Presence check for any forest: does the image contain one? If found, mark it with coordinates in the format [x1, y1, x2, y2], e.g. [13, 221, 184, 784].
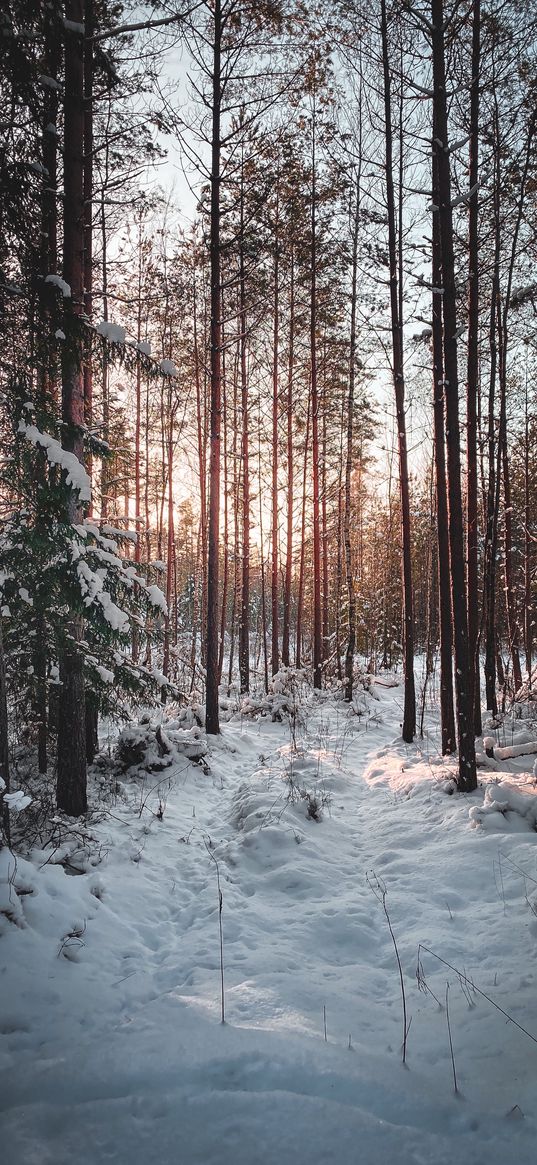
[2, 0, 537, 807]
[2, 2, 537, 1164]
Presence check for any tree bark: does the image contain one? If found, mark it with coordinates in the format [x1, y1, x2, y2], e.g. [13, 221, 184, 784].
[344, 173, 360, 701]
[271, 199, 280, 676]
[205, 0, 222, 734]
[57, 0, 88, 817]
[466, 0, 481, 735]
[380, 0, 415, 741]
[0, 618, 10, 846]
[282, 248, 294, 669]
[432, 109, 456, 754]
[310, 97, 322, 689]
[238, 201, 250, 692]
[431, 0, 477, 791]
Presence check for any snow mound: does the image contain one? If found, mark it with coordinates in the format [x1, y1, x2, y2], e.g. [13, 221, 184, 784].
[116, 717, 207, 771]
[96, 320, 126, 344]
[0, 849, 36, 932]
[469, 779, 537, 832]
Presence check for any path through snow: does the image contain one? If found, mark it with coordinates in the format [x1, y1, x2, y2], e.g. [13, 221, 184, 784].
[2, 682, 537, 1163]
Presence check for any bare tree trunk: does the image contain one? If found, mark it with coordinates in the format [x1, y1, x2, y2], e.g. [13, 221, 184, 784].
[344, 172, 360, 701]
[218, 308, 228, 684]
[57, 0, 87, 816]
[0, 619, 10, 847]
[35, 2, 61, 775]
[227, 342, 239, 691]
[321, 375, 329, 669]
[431, 0, 477, 791]
[163, 399, 175, 680]
[432, 109, 455, 755]
[524, 370, 532, 687]
[258, 408, 269, 693]
[205, 0, 222, 733]
[193, 268, 208, 667]
[132, 223, 143, 662]
[271, 204, 280, 676]
[500, 411, 522, 692]
[99, 185, 109, 518]
[466, 0, 481, 735]
[296, 393, 311, 671]
[497, 111, 536, 695]
[238, 210, 250, 692]
[282, 249, 294, 669]
[483, 110, 501, 715]
[310, 91, 322, 689]
[83, 0, 94, 514]
[380, 0, 415, 741]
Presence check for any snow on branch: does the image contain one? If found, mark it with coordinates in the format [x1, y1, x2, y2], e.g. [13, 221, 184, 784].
[18, 419, 91, 502]
[44, 274, 71, 297]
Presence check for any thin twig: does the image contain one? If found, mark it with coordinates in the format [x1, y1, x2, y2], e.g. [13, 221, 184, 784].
[368, 872, 410, 1064]
[418, 943, 537, 1046]
[204, 840, 225, 1024]
[445, 982, 458, 1094]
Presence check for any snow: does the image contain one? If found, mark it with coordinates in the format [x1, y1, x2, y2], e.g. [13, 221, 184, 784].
[3, 791, 32, 813]
[160, 358, 177, 376]
[76, 559, 130, 633]
[62, 18, 85, 33]
[96, 320, 127, 344]
[145, 583, 168, 614]
[39, 74, 62, 90]
[44, 273, 71, 297]
[3, 683, 537, 1164]
[18, 419, 91, 502]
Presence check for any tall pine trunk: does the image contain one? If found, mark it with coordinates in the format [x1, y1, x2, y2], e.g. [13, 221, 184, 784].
[432, 125, 456, 755]
[205, 0, 222, 733]
[310, 98, 322, 689]
[431, 0, 477, 791]
[57, 0, 88, 817]
[238, 207, 250, 693]
[466, 0, 481, 735]
[282, 249, 294, 669]
[271, 207, 280, 677]
[344, 174, 360, 702]
[380, 0, 415, 741]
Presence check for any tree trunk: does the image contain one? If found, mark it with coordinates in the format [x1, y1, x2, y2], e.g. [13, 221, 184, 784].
[296, 393, 311, 671]
[83, 0, 94, 513]
[238, 210, 250, 693]
[432, 109, 456, 755]
[466, 0, 481, 735]
[205, 0, 222, 734]
[344, 173, 360, 702]
[380, 0, 415, 742]
[193, 268, 208, 668]
[271, 208, 280, 677]
[524, 372, 532, 686]
[0, 618, 10, 846]
[163, 400, 174, 679]
[218, 308, 228, 684]
[310, 98, 322, 689]
[57, 0, 88, 818]
[431, 0, 477, 791]
[321, 375, 329, 669]
[483, 110, 501, 715]
[282, 248, 294, 669]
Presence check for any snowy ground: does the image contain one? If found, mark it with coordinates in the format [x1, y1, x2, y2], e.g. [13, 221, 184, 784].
[3, 678, 537, 1164]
